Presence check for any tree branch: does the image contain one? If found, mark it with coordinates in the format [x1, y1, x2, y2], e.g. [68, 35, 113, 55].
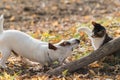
[46, 37, 120, 76]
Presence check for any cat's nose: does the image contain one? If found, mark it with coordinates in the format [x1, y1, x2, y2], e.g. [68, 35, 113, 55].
[91, 34, 96, 38]
[91, 33, 96, 38]
[75, 39, 80, 43]
[91, 35, 95, 38]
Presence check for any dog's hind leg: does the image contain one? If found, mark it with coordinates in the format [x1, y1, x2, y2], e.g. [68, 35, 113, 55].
[0, 49, 11, 68]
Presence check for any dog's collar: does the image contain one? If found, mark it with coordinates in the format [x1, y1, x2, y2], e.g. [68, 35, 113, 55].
[47, 52, 53, 62]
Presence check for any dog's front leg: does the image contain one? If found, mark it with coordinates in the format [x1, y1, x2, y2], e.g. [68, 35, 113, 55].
[0, 49, 11, 68]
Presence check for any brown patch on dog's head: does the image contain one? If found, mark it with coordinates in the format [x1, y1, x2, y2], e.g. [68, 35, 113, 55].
[59, 41, 71, 46]
[48, 43, 57, 50]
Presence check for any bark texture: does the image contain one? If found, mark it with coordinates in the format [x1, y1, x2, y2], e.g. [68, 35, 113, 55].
[46, 37, 120, 76]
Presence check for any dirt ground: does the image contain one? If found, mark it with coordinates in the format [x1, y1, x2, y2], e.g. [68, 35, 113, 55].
[0, 0, 120, 79]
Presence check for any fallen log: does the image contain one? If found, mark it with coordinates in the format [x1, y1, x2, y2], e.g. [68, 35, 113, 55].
[46, 37, 120, 76]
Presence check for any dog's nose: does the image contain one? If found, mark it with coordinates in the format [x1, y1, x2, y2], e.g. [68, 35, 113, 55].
[75, 39, 80, 43]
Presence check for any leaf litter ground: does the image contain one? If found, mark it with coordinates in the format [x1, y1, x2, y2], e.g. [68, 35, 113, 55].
[0, 0, 120, 79]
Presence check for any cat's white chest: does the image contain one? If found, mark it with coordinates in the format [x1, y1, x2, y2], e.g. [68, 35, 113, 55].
[91, 37, 105, 50]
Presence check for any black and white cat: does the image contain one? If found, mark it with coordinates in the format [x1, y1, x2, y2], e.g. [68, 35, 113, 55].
[77, 21, 113, 50]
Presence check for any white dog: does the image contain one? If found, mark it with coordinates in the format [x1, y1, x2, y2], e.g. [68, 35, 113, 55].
[0, 15, 80, 68]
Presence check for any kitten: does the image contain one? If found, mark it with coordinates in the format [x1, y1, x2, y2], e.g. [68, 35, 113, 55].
[78, 22, 120, 65]
[78, 21, 113, 50]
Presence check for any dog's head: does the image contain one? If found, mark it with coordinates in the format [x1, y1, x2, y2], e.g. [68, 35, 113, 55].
[91, 21, 106, 38]
[48, 38, 80, 54]
[46, 38, 80, 64]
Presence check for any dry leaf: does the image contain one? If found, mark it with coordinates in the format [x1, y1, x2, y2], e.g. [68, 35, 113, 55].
[9, 16, 15, 21]
[5, 5, 11, 10]
[89, 61, 101, 68]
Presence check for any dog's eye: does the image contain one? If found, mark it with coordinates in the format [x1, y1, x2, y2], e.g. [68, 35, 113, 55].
[60, 41, 71, 46]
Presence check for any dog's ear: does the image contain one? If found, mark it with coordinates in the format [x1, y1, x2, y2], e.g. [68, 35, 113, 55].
[60, 41, 71, 46]
[48, 43, 57, 50]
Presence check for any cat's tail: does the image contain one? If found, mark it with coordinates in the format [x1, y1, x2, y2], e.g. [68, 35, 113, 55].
[77, 27, 92, 37]
[0, 15, 4, 34]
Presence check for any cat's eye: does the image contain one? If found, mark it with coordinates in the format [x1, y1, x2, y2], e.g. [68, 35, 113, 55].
[98, 30, 104, 35]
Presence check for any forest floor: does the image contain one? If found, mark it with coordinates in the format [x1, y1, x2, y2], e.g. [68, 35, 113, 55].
[0, 0, 120, 79]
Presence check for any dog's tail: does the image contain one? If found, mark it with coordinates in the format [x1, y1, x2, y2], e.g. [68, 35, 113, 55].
[0, 15, 4, 33]
[77, 27, 92, 37]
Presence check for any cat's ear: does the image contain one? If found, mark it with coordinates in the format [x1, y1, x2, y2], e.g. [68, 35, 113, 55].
[92, 21, 106, 30]
[92, 21, 101, 27]
[48, 43, 57, 50]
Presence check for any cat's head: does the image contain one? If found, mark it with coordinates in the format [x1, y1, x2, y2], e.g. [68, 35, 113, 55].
[91, 21, 106, 38]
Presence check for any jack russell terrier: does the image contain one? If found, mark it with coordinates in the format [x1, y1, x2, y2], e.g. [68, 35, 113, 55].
[0, 15, 80, 68]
